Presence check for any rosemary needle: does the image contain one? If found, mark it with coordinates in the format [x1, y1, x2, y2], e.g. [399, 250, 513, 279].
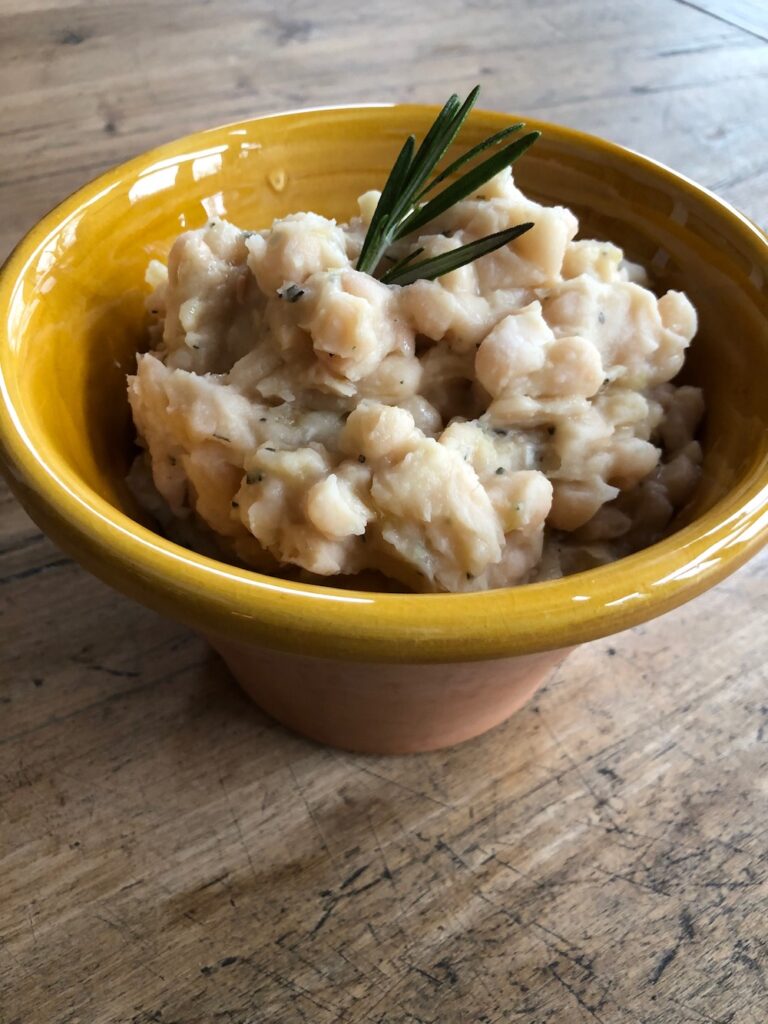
[381, 225, 534, 286]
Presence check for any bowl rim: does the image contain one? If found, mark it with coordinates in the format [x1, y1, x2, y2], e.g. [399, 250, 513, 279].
[1, 103, 767, 663]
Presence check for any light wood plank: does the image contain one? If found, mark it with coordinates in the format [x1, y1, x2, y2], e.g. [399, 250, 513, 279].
[1, 2, 767, 1021]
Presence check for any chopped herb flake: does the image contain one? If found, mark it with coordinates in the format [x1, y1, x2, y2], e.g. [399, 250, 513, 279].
[495, 466, 504, 475]
[280, 284, 305, 303]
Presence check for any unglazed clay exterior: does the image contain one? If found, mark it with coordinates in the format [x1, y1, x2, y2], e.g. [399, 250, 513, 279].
[212, 638, 573, 754]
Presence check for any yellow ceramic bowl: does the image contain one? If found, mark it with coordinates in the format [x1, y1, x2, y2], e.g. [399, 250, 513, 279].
[1, 106, 767, 752]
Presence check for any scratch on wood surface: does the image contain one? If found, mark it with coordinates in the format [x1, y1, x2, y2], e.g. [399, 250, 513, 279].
[25, 906, 38, 947]
[366, 810, 416, 960]
[287, 762, 341, 879]
[217, 770, 261, 900]
[340, 759, 455, 811]
[548, 961, 608, 1023]
[649, 945, 679, 984]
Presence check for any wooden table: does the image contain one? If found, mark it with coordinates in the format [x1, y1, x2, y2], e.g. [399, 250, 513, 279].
[1, 2, 767, 1021]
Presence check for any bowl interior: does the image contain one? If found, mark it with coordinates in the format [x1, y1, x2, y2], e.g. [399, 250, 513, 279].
[1, 105, 767, 660]
[9, 108, 767, 527]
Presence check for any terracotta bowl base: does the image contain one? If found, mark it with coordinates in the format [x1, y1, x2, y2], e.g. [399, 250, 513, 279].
[208, 637, 573, 754]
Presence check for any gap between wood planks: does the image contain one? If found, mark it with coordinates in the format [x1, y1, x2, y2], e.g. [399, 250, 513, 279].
[673, 0, 768, 43]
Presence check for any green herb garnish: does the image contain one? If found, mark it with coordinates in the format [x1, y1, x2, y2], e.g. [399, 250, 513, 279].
[381, 225, 533, 286]
[356, 85, 539, 285]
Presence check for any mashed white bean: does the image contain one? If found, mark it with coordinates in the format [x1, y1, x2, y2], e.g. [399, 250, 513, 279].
[127, 167, 704, 592]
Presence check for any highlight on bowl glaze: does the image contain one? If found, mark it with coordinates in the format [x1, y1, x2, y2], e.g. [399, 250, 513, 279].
[0, 105, 766, 752]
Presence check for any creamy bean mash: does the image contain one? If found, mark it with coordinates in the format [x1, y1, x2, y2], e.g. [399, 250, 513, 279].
[127, 167, 703, 592]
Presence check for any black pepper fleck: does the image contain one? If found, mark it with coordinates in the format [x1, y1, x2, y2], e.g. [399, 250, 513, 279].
[281, 284, 305, 303]
[358, 454, 366, 464]
[495, 467, 504, 475]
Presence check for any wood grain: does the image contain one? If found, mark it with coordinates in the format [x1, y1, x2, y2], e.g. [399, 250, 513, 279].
[1, 2, 767, 1021]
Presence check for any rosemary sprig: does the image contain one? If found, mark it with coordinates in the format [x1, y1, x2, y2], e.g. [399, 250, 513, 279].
[356, 85, 540, 285]
[380, 225, 534, 286]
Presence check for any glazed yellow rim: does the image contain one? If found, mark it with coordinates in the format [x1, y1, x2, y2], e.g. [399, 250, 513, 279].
[1, 105, 767, 663]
